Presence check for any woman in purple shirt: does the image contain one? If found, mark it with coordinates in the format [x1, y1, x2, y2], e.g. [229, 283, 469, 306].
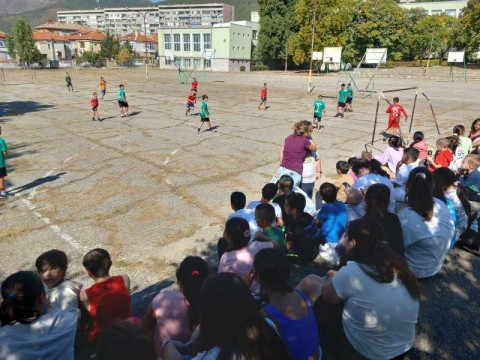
[277, 120, 317, 186]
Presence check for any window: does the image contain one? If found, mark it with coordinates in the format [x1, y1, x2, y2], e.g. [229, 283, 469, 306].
[174, 34, 181, 51]
[183, 34, 190, 51]
[193, 34, 201, 52]
[203, 33, 211, 50]
[184, 58, 191, 67]
[204, 59, 211, 68]
[193, 58, 201, 68]
[164, 34, 171, 50]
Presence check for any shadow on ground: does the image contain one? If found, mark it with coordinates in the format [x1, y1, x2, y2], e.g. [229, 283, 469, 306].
[0, 101, 53, 117]
[9, 172, 66, 195]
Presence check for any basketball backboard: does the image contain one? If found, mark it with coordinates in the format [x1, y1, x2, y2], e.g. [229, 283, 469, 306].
[365, 48, 388, 64]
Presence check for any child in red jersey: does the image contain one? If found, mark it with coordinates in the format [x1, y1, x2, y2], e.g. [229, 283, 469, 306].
[258, 83, 267, 110]
[427, 138, 454, 172]
[90, 92, 100, 121]
[79, 248, 132, 346]
[386, 97, 408, 136]
[186, 90, 196, 116]
[191, 77, 198, 103]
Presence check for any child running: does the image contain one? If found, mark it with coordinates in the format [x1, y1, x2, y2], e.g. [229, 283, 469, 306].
[191, 77, 198, 103]
[258, 83, 267, 110]
[186, 90, 196, 116]
[313, 95, 326, 131]
[96, 77, 107, 100]
[90, 92, 100, 121]
[65, 72, 73, 92]
[117, 84, 128, 117]
[345, 82, 354, 112]
[198, 95, 216, 133]
[334, 84, 348, 118]
[385, 97, 408, 136]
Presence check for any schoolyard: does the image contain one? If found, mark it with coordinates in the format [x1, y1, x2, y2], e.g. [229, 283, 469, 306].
[0, 66, 478, 358]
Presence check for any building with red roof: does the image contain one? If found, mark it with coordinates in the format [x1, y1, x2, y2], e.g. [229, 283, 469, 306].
[118, 32, 157, 58]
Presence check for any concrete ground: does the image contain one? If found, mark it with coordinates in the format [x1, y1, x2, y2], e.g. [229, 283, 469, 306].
[0, 66, 478, 359]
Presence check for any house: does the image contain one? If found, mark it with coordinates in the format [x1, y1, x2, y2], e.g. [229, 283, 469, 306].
[33, 31, 72, 60]
[118, 32, 157, 58]
[0, 31, 10, 61]
[68, 30, 105, 56]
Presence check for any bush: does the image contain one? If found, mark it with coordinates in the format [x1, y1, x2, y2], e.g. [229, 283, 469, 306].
[252, 65, 269, 71]
[240, 65, 246, 72]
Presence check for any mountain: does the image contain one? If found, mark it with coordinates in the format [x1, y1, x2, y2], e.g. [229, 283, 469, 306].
[0, 0, 153, 32]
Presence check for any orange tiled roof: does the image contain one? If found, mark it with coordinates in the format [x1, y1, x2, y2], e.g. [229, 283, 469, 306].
[0, 31, 7, 38]
[33, 31, 69, 41]
[118, 32, 156, 43]
[68, 31, 105, 41]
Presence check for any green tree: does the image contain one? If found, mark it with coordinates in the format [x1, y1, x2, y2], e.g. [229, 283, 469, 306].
[288, 0, 357, 65]
[407, 14, 457, 63]
[116, 46, 133, 65]
[85, 50, 100, 65]
[256, 0, 297, 68]
[351, 0, 408, 61]
[99, 31, 120, 59]
[453, 0, 480, 57]
[6, 18, 37, 67]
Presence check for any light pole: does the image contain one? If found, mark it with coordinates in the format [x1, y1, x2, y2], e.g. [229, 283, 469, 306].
[126, 7, 148, 79]
[308, 0, 318, 93]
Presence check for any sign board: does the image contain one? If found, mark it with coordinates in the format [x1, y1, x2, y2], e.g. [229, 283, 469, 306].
[312, 51, 323, 61]
[365, 48, 388, 64]
[323, 47, 342, 63]
[204, 49, 216, 60]
[447, 51, 464, 63]
[165, 50, 174, 61]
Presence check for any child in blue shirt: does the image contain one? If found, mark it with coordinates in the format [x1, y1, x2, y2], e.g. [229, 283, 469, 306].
[315, 182, 348, 264]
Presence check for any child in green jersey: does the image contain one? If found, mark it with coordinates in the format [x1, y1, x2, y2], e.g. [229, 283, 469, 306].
[198, 95, 216, 133]
[65, 72, 73, 92]
[313, 95, 326, 131]
[334, 84, 348, 118]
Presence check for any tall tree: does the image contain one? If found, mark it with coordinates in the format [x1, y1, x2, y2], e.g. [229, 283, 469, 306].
[351, 0, 408, 61]
[6, 18, 37, 67]
[99, 31, 120, 59]
[453, 0, 480, 56]
[288, 0, 357, 65]
[256, 0, 297, 68]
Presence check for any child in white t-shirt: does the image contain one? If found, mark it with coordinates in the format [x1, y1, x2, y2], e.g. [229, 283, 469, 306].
[35, 249, 82, 319]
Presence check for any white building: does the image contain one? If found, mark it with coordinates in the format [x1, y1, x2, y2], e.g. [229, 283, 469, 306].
[399, 0, 468, 18]
[158, 21, 255, 72]
[57, 4, 235, 37]
[0, 31, 11, 61]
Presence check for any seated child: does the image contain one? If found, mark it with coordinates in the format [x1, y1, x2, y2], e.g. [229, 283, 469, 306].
[142, 256, 209, 355]
[453, 125, 472, 156]
[247, 183, 284, 227]
[285, 192, 322, 265]
[0, 271, 78, 360]
[254, 249, 320, 360]
[218, 217, 273, 293]
[254, 203, 286, 252]
[412, 131, 428, 160]
[228, 191, 260, 242]
[334, 160, 354, 202]
[458, 154, 480, 201]
[447, 135, 465, 173]
[35, 249, 82, 318]
[315, 183, 348, 264]
[80, 248, 132, 345]
[428, 138, 453, 172]
[392, 147, 419, 202]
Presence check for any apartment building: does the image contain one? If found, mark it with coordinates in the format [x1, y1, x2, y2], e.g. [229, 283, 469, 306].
[399, 0, 468, 17]
[158, 3, 234, 27]
[57, 4, 234, 37]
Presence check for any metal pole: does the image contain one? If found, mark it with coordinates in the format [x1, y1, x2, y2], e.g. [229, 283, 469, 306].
[308, 0, 318, 93]
[372, 95, 381, 146]
[143, 13, 148, 79]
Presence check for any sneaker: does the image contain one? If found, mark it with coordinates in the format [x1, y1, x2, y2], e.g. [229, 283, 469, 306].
[197, 128, 201, 134]
[185, 112, 189, 116]
[333, 114, 339, 117]
[92, 117, 95, 121]
[340, 113, 344, 118]
[0, 191, 7, 198]
[212, 129, 217, 132]
[348, 109, 353, 112]
[97, 118, 101, 121]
